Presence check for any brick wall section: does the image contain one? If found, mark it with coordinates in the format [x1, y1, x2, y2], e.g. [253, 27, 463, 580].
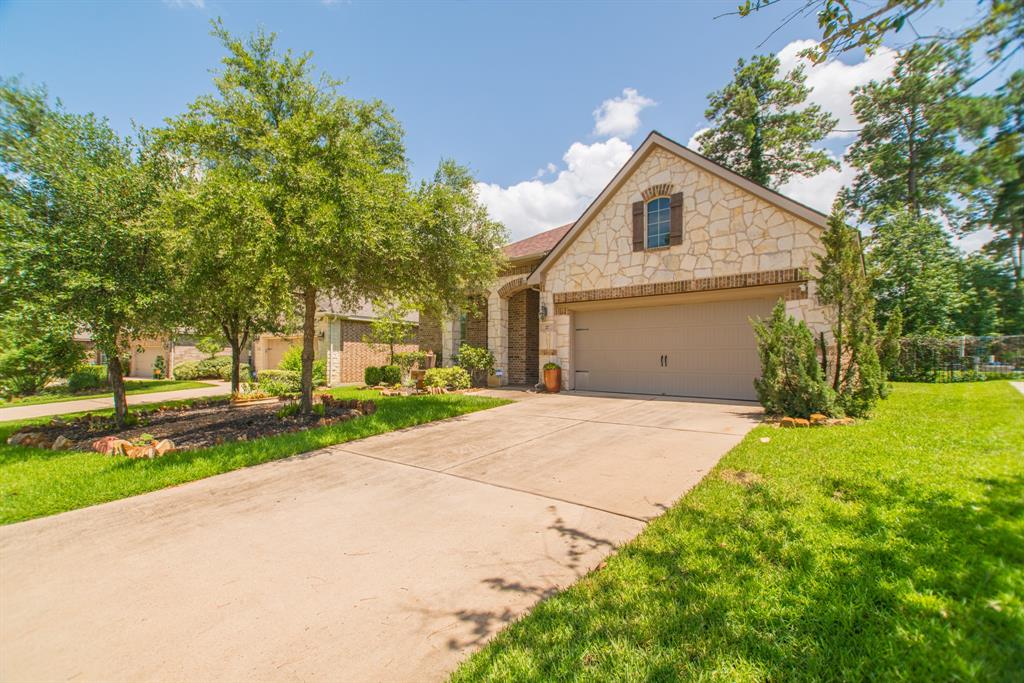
[465, 295, 488, 349]
[507, 289, 539, 385]
[339, 320, 417, 384]
[417, 314, 442, 356]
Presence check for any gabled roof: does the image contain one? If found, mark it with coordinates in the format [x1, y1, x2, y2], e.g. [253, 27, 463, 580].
[503, 223, 572, 260]
[527, 131, 829, 285]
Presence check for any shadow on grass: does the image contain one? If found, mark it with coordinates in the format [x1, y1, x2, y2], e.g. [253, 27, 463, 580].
[455, 473, 1024, 681]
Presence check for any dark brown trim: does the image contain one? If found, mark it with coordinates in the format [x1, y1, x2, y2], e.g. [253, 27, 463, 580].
[552, 268, 809, 305]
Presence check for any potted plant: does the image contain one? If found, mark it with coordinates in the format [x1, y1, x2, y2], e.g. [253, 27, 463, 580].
[543, 362, 561, 393]
[457, 345, 495, 388]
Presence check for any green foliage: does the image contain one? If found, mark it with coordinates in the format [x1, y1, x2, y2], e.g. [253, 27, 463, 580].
[845, 43, 986, 226]
[752, 300, 836, 417]
[817, 202, 886, 417]
[219, 362, 249, 382]
[867, 211, 970, 334]
[195, 337, 223, 359]
[0, 311, 82, 397]
[67, 366, 107, 393]
[278, 345, 326, 386]
[363, 310, 416, 364]
[152, 355, 166, 379]
[0, 79, 176, 425]
[364, 365, 402, 386]
[257, 369, 302, 395]
[456, 345, 495, 373]
[423, 366, 471, 391]
[172, 361, 199, 381]
[276, 402, 323, 419]
[364, 366, 382, 386]
[543, 362, 561, 370]
[878, 308, 903, 377]
[695, 54, 838, 188]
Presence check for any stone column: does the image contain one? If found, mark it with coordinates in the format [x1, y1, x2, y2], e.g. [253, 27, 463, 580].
[487, 290, 508, 385]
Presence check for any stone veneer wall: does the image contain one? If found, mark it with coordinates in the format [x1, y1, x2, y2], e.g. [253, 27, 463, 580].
[539, 147, 831, 388]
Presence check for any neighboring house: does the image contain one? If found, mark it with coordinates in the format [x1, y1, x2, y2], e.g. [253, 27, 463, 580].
[434, 131, 831, 401]
[123, 301, 422, 385]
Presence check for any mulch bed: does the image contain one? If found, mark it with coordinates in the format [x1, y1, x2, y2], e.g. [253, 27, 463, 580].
[10, 396, 377, 453]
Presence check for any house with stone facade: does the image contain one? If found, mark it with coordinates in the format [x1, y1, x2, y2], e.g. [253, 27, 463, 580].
[426, 131, 831, 401]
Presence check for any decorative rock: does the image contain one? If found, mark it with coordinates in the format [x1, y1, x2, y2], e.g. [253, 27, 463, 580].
[92, 435, 128, 455]
[780, 417, 796, 428]
[793, 418, 810, 427]
[7, 431, 35, 446]
[809, 413, 829, 426]
[831, 417, 855, 426]
[361, 400, 377, 415]
[124, 444, 156, 459]
[51, 435, 72, 451]
[154, 439, 175, 456]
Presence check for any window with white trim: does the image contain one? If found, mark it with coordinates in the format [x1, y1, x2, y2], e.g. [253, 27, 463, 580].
[646, 197, 670, 248]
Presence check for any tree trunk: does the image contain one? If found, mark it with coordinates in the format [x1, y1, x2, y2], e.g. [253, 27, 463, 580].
[300, 285, 317, 414]
[222, 319, 252, 395]
[907, 112, 919, 218]
[107, 354, 128, 429]
[833, 301, 844, 393]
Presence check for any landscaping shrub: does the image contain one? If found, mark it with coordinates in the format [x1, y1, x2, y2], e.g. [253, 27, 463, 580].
[364, 366, 382, 386]
[424, 366, 471, 390]
[152, 355, 166, 379]
[380, 365, 401, 386]
[172, 360, 199, 380]
[278, 345, 327, 386]
[218, 362, 250, 382]
[67, 365, 107, 393]
[196, 356, 232, 378]
[752, 300, 836, 418]
[456, 345, 495, 387]
[0, 321, 83, 397]
[257, 369, 302, 394]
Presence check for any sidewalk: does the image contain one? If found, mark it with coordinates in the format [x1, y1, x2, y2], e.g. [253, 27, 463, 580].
[0, 381, 231, 422]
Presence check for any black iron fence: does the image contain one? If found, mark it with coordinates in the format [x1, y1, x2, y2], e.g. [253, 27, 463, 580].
[892, 335, 1024, 382]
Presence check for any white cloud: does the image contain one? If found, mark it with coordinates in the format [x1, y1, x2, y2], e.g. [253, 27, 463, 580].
[593, 88, 656, 138]
[779, 152, 855, 214]
[476, 137, 634, 241]
[777, 39, 897, 138]
[954, 227, 994, 254]
[687, 127, 710, 151]
[163, 0, 205, 8]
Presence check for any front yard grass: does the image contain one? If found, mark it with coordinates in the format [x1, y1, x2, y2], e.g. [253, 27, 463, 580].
[1, 379, 215, 408]
[0, 388, 509, 524]
[453, 381, 1023, 682]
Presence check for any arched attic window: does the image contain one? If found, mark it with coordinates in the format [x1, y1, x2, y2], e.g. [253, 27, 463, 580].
[631, 189, 684, 252]
[646, 197, 671, 249]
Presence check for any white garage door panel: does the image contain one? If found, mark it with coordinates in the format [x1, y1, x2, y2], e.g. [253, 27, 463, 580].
[574, 297, 772, 400]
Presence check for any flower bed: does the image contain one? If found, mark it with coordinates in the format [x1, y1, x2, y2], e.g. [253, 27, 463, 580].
[6, 396, 377, 455]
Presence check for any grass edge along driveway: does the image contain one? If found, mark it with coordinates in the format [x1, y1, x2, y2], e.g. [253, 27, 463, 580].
[452, 381, 1024, 682]
[0, 388, 509, 524]
[1, 379, 216, 408]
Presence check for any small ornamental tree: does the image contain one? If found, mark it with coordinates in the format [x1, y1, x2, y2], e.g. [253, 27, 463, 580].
[363, 309, 416, 365]
[878, 307, 903, 378]
[0, 309, 82, 398]
[817, 200, 886, 417]
[752, 300, 835, 418]
[455, 344, 495, 387]
[195, 336, 223, 359]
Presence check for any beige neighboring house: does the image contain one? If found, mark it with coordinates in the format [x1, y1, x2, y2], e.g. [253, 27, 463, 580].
[123, 301, 422, 385]
[435, 131, 831, 401]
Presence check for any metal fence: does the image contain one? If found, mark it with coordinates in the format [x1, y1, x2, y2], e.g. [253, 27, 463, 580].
[892, 335, 1024, 382]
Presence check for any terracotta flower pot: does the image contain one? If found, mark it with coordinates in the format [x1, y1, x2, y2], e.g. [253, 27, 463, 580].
[543, 367, 561, 393]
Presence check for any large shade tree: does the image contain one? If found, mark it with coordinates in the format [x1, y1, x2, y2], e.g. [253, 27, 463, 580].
[694, 54, 837, 188]
[168, 24, 505, 412]
[0, 80, 174, 426]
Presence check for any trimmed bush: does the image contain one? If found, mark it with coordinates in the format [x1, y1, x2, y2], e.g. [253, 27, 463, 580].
[365, 366, 382, 386]
[380, 365, 401, 386]
[67, 365, 107, 393]
[424, 366, 471, 390]
[219, 362, 251, 382]
[257, 369, 302, 394]
[172, 360, 199, 380]
[279, 345, 327, 386]
[752, 300, 836, 418]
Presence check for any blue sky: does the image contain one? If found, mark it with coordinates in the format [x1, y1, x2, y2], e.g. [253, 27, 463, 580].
[0, 0, 992, 242]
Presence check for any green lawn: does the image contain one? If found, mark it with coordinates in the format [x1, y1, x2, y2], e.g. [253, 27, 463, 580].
[1, 379, 215, 408]
[0, 388, 508, 524]
[453, 382, 1024, 682]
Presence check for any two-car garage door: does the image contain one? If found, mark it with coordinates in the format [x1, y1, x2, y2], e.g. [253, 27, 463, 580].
[572, 296, 774, 401]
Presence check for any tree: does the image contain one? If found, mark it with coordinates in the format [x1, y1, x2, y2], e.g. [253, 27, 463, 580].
[0, 80, 174, 426]
[363, 308, 416, 365]
[816, 201, 886, 417]
[695, 54, 838, 188]
[736, 0, 1022, 72]
[957, 253, 1022, 335]
[153, 165, 293, 393]
[171, 25, 505, 413]
[964, 71, 1024, 293]
[867, 210, 970, 334]
[845, 43, 987, 226]
[878, 306, 903, 378]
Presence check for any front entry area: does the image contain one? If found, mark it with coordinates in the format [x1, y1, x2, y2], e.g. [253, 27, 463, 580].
[572, 295, 774, 400]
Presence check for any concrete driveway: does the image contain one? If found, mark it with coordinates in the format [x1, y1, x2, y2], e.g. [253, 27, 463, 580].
[0, 391, 761, 682]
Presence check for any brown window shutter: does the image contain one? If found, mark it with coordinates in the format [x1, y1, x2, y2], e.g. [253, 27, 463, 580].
[669, 192, 684, 246]
[632, 201, 644, 251]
